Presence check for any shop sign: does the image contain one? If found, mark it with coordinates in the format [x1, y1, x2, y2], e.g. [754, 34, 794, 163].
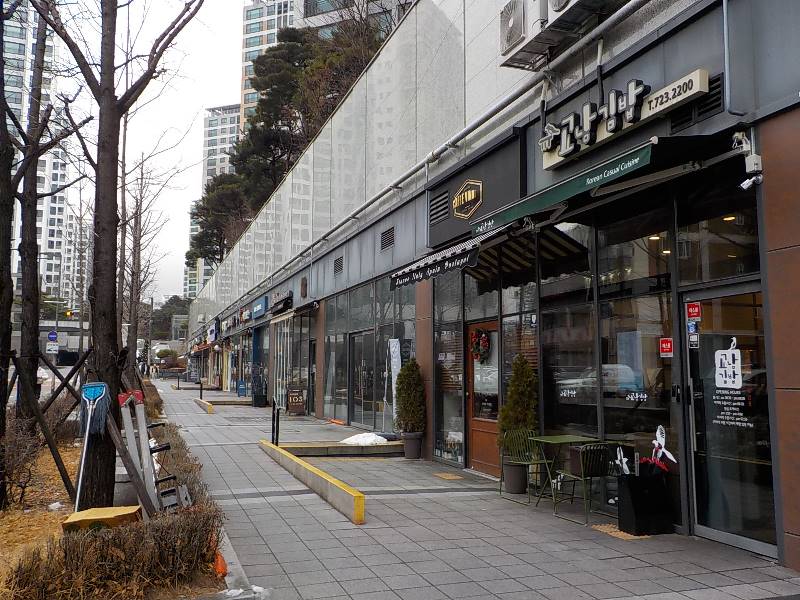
[711, 337, 751, 429]
[688, 333, 700, 349]
[286, 387, 305, 415]
[686, 302, 702, 322]
[252, 295, 267, 319]
[390, 248, 478, 290]
[452, 179, 483, 220]
[659, 337, 673, 358]
[540, 69, 709, 169]
[207, 321, 217, 342]
[240, 309, 251, 322]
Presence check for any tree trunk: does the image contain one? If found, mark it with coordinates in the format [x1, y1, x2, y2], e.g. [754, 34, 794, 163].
[116, 111, 128, 350]
[0, 6, 19, 510]
[80, 0, 121, 510]
[17, 14, 49, 425]
[125, 191, 141, 383]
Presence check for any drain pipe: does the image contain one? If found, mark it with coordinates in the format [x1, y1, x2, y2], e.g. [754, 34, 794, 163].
[723, 0, 746, 116]
[209, 0, 651, 319]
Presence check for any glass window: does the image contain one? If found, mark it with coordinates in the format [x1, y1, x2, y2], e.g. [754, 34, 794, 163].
[541, 303, 597, 435]
[464, 255, 498, 321]
[677, 172, 759, 285]
[540, 221, 593, 304]
[245, 7, 263, 19]
[502, 313, 538, 395]
[245, 21, 262, 33]
[245, 64, 255, 76]
[244, 92, 259, 104]
[335, 294, 348, 420]
[597, 206, 671, 297]
[266, 32, 276, 44]
[266, 18, 276, 29]
[349, 283, 374, 331]
[244, 50, 261, 61]
[267, 4, 276, 15]
[434, 270, 464, 464]
[323, 299, 336, 418]
[245, 35, 262, 47]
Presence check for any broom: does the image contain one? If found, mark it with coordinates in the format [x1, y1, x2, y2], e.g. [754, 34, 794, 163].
[75, 382, 112, 512]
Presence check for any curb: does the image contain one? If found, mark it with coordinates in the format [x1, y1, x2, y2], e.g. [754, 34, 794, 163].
[259, 440, 365, 525]
[193, 397, 214, 413]
[282, 441, 404, 457]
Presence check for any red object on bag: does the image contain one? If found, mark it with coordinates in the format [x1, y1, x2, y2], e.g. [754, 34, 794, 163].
[117, 390, 145, 406]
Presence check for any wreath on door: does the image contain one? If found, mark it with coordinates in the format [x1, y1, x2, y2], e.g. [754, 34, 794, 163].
[470, 329, 491, 364]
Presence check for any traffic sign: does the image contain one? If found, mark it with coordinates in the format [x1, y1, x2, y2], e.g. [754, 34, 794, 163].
[48, 330, 58, 342]
[46, 341, 59, 354]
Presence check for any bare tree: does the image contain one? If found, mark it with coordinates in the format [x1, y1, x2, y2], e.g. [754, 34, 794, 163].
[30, 0, 205, 508]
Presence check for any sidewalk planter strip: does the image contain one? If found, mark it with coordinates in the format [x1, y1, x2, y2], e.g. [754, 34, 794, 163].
[259, 440, 365, 525]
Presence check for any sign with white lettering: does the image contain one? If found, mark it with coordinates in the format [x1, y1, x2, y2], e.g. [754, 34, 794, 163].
[541, 70, 709, 169]
[390, 248, 479, 290]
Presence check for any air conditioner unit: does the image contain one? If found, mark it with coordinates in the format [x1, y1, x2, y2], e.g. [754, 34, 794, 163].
[500, 0, 628, 71]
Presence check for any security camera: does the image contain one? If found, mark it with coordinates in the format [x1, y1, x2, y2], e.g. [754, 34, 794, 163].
[739, 174, 763, 191]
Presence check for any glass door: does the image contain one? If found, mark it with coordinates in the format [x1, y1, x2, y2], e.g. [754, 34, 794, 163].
[350, 332, 375, 429]
[684, 287, 776, 556]
[466, 322, 500, 476]
[308, 339, 316, 416]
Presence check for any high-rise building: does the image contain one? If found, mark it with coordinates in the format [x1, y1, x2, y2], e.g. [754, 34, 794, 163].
[296, 0, 410, 38]
[5, 3, 87, 306]
[184, 104, 242, 299]
[240, 0, 296, 124]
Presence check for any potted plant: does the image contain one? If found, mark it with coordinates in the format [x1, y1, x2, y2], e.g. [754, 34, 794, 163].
[395, 358, 426, 459]
[498, 354, 538, 494]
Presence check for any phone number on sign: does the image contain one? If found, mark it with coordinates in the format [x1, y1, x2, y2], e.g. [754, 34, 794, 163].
[647, 78, 695, 112]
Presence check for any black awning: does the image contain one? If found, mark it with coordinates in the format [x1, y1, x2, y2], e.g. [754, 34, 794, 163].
[390, 224, 513, 290]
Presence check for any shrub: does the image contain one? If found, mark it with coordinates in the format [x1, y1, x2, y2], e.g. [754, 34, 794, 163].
[141, 380, 164, 420]
[498, 354, 538, 447]
[395, 358, 426, 433]
[4, 505, 223, 599]
[2, 410, 40, 506]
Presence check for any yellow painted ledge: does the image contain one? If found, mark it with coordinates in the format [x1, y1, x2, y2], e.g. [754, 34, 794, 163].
[193, 397, 214, 414]
[259, 440, 365, 525]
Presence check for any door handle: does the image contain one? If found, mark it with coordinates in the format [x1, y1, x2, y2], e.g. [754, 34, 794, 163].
[671, 384, 681, 403]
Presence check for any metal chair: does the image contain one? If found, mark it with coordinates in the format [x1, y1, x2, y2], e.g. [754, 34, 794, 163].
[554, 442, 611, 525]
[499, 429, 548, 505]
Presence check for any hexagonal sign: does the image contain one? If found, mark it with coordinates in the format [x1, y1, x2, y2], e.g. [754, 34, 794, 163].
[452, 179, 483, 220]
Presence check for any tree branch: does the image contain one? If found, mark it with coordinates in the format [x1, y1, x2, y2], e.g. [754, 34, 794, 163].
[29, 0, 102, 100]
[117, 0, 205, 114]
[37, 174, 88, 199]
[62, 102, 97, 171]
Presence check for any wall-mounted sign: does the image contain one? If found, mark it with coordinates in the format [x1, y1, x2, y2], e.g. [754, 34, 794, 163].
[207, 321, 217, 342]
[270, 290, 293, 315]
[240, 309, 251, 322]
[540, 69, 709, 169]
[686, 302, 702, 322]
[251, 295, 267, 319]
[715, 337, 742, 390]
[452, 179, 483, 220]
[659, 337, 673, 358]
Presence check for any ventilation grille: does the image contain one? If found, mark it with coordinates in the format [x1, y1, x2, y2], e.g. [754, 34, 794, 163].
[500, 0, 525, 55]
[429, 192, 449, 226]
[670, 73, 724, 133]
[380, 227, 395, 251]
[333, 256, 344, 275]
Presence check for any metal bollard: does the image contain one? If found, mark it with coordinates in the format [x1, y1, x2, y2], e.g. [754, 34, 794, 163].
[177, 373, 180, 390]
[199, 379, 203, 400]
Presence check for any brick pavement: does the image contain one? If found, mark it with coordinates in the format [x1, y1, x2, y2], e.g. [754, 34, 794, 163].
[156, 384, 800, 600]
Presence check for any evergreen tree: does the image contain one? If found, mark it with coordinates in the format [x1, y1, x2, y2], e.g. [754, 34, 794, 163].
[395, 358, 426, 433]
[498, 354, 538, 444]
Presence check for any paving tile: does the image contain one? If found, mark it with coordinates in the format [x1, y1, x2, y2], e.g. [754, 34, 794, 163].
[497, 591, 547, 600]
[361, 553, 403, 567]
[682, 589, 741, 600]
[576, 582, 630, 599]
[349, 590, 403, 600]
[615, 580, 671, 596]
[662, 563, 712, 577]
[515, 574, 566, 590]
[382, 574, 431, 590]
[396, 587, 448, 600]
[466, 567, 509, 582]
[334, 566, 378, 581]
[476, 578, 529, 594]
[422, 570, 471, 586]
[752, 579, 800, 595]
[410, 559, 452, 574]
[688, 573, 741, 587]
[723, 570, 778, 584]
[341, 578, 391, 595]
[538, 586, 594, 600]
[283, 559, 326, 574]
[288, 570, 336, 585]
[715, 584, 775, 599]
[296, 582, 347, 599]
[437, 581, 492, 598]
[498, 564, 545, 578]
[556, 572, 605, 586]
[372, 563, 417, 577]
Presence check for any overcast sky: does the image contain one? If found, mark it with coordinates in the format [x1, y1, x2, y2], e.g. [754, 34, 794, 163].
[124, 0, 243, 299]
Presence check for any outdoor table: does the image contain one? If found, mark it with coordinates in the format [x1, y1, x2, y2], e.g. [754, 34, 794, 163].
[530, 434, 599, 513]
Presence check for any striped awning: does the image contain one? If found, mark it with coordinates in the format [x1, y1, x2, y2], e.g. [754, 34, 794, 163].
[390, 223, 514, 290]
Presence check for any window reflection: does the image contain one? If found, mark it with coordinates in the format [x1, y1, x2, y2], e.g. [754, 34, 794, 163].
[541, 303, 597, 435]
[540, 222, 593, 304]
[434, 270, 464, 464]
[678, 172, 759, 285]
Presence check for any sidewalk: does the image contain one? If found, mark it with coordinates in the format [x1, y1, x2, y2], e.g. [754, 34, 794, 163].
[156, 384, 800, 600]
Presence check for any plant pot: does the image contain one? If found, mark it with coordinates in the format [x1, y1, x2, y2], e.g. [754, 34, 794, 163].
[401, 432, 423, 459]
[617, 473, 674, 536]
[503, 460, 527, 494]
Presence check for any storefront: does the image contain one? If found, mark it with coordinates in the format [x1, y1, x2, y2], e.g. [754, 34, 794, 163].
[188, 0, 800, 568]
[251, 295, 269, 406]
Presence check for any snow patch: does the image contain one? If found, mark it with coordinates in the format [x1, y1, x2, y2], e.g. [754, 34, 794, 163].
[340, 432, 387, 446]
